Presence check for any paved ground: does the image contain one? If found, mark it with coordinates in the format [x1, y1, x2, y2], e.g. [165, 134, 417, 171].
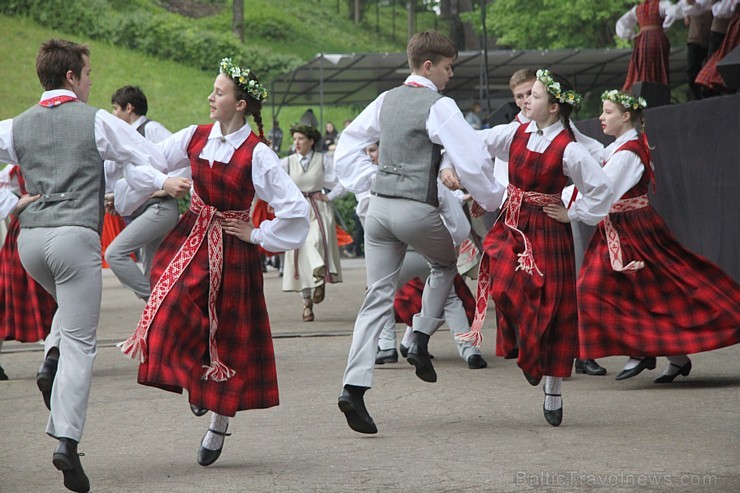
[1, 258, 738, 492]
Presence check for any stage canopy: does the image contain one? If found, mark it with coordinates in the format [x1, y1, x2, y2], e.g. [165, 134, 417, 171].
[268, 47, 688, 117]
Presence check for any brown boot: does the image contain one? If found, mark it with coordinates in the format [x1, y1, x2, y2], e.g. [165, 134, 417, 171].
[302, 300, 314, 322]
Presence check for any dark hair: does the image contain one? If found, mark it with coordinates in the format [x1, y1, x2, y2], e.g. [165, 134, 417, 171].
[407, 31, 458, 70]
[35, 39, 90, 91]
[228, 69, 269, 145]
[543, 72, 577, 140]
[289, 124, 322, 151]
[111, 85, 148, 116]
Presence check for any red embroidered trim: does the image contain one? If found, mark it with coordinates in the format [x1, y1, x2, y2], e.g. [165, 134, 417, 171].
[119, 193, 250, 382]
[39, 95, 78, 108]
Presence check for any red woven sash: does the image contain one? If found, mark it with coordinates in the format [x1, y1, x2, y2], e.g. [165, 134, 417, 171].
[119, 193, 250, 382]
[603, 194, 649, 272]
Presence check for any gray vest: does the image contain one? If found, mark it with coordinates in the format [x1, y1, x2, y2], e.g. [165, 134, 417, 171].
[373, 85, 443, 207]
[13, 102, 105, 234]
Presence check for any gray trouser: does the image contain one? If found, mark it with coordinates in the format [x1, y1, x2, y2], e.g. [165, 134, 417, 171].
[377, 249, 481, 361]
[18, 227, 101, 442]
[104, 198, 179, 300]
[343, 197, 457, 388]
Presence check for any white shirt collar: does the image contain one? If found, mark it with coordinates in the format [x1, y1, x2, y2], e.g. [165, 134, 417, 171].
[131, 115, 148, 128]
[524, 119, 565, 141]
[39, 89, 78, 102]
[515, 111, 530, 124]
[208, 121, 252, 148]
[613, 128, 639, 146]
[404, 75, 438, 92]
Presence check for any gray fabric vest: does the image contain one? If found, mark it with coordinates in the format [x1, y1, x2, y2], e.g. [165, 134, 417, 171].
[13, 102, 105, 234]
[373, 85, 443, 207]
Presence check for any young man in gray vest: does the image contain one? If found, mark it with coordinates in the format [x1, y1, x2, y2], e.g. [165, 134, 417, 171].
[104, 85, 190, 302]
[0, 39, 191, 493]
[333, 31, 505, 434]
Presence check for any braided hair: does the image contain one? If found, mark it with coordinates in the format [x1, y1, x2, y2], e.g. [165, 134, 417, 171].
[232, 81, 270, 146]
[544, 72, 577, 141]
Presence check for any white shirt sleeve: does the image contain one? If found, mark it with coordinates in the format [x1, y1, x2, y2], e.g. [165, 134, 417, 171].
[96, 110, 169, 192]
[334, 94, 384, 194]
[322, 152, 346, 201]
[0, 119, 19, 165]
[570, 122, 605, 161]
[661, 0, 681, 27]
[616, 6, 638, 40]
[713, 0, 738, 18]
[601, 149, 646, 204]
[430, 98, 505, 211]
[563, 142, 614, 225]
[144, 120, 174, 144]
[681, 0, 712, 16]
[0, 188, 19, 220]
[437, 180, 471, 246]
[251, 144, 310, 252]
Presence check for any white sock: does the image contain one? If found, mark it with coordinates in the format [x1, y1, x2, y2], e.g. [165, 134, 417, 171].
[663, 355, 690, 376]
[401, 326, 413, 348]
[543, 376, 562, 411]
[622, 357, 644, 371]
[202, 413, 229, 451]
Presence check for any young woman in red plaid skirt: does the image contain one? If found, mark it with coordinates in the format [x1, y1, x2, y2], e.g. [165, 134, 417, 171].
[617, 0, 679, 92]
[545, 90, 740, 384]
[468, 70, 613, 426]
[118, 59, 309, 467]
[0, 165, 57, 377]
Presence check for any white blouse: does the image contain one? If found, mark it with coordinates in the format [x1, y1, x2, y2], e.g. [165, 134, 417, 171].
[475, 120, 614, 226]
[116, 122, 309, 253]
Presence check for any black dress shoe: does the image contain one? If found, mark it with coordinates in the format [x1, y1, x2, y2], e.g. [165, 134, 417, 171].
[654, 360, 692, 383]
[400, 344, 433, 359]
[615, 357, 657, 381]
[575, 359, 607, 376]
[375, 347, 399, 365]
[406, 343, 437, 383]
[53, 438, 90, 493]
[523, 370, 541, 386]
[0, 364, 8, 380]
[37, 354, 59, 411]
[190, 403, 208, 417]
[197, 425, 231, 466]
[337, 389, 378, 434]
[543, 393, 563, 427]
[467, 354, 488, 369]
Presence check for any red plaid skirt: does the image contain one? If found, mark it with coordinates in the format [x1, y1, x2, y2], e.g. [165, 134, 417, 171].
[695, 13, 740, 92]
[623, 28, 670, 91]
[136, 211, 279, 416]
[393, 274, 475, 326]
[578, 206, 740, 358]
[485, 203, 578, 378]
[0, 217, 56, 342]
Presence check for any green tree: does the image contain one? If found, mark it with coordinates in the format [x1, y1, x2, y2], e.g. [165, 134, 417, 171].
[480, 0, 636, 49]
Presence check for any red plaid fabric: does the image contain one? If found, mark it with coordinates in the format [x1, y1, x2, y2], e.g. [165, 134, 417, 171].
[0, 217, 56, 342]
[135, 125, 278, 416]
[623, 0, 670, 91]
[484, 124, 578, 378]
[393, 274, 475, 326]
[578, 142, 740, 359]
[695, 12, 740, 92]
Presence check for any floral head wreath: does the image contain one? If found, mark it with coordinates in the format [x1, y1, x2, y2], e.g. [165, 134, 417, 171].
[536, 69, 582, 106]
[219, 57, 269, 102]
[601, 89, 647, 111]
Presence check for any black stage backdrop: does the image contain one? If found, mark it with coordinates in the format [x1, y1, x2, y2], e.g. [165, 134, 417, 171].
[575, 94, 740, 282]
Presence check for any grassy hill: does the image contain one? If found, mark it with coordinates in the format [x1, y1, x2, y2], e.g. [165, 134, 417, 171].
[0, 0, 441, 150]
